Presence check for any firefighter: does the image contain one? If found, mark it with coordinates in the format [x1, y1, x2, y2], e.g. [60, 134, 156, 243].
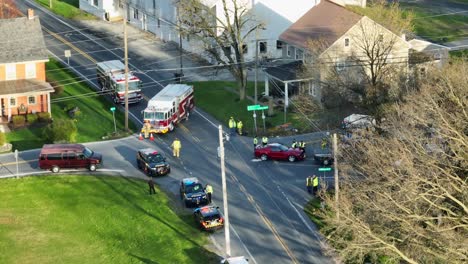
[143, 121, 151, 138]
[172, 138, 181, 158]
[228, 117, 237, 135]
[262, 136, 268, 146]
[237, 120, 243, 135]
[205, 184, 213, 204]
[292, 139, 297, 149]
[312, 175, 319, 196]
[253, 136, 258, 149]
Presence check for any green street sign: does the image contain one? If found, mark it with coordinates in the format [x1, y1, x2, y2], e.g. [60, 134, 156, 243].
[110, 107, 116, 112]
[247, 104, 261, 111]
[257, 106, 269, 110]
[318, 167, 332, 172]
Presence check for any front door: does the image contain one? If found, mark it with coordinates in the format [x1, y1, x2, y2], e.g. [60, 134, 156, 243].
[0, 98, 5, 118]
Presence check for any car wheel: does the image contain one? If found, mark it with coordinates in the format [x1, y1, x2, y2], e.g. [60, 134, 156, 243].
[169, 122, 175, 132]
[167, 168, 171, 174]
[288, 155, 296, 162]
[51, 166, 60, 173]
[260, 154, 268, 161]
[89, 164, 97, 172]
[137, 160, 141, 169]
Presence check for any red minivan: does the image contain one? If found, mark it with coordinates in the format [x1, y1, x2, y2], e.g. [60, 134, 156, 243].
[38, 144, 102, 173]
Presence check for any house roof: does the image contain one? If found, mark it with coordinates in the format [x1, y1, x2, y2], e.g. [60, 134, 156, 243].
[264, 61, 305, 82]
[0, 79, 54, 96]
[279, 0, 362, 49]
[0, 16, 48, 64]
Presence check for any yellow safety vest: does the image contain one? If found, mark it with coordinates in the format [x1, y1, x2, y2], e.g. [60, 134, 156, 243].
[229, 119, 236, 128]
[313, 177, 319, 187]
[205, 185, 213, 193]
[253, 138, 258, 144]
[173, 140, 181, 149]
[237, 121, 243, 128]
[306, 177, 313, 186]
[262, 137, 268, 143]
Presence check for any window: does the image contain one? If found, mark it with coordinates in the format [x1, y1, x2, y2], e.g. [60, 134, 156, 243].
[242, 44, 248, 54]
[287, 45, 291, 57]
[157, 18, 160, 28]
[308, 82, 316, 97]
[223, 46, 232, 56]
[344, 38, 350, 47]
[25, 63, 36, 79]
[134, 9, 139, 19]
[46, 153, 62, 160]
[378, 33, 384, 42]
[259, 41, 267, 53]
[295, 50, 303, 60]
[28, 95, 36, 105]
[276, 40, 283, 49]
[92, 0, 99, 6]
[10, 98, 16, 107]
[5, 64, 16, 80]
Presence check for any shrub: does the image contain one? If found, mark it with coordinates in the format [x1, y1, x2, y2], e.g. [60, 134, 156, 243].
[42, 119, 78, 143]
[0, 132, 5, 146]
[27, 113, 38, 123]
[37, 112, 51, 122]
[12, 115, 26, 127]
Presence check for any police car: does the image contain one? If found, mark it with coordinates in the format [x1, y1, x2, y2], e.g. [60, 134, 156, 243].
[194, 205, 224, 231]
[179, 177, 209, 207]
[136, 148, 170, 176]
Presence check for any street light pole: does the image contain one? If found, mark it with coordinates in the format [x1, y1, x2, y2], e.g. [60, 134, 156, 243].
[333, 133, 339, 221]
[123, 12, 129, 131]
[218, 125, 231, 258]
[254, 38, 258, 105]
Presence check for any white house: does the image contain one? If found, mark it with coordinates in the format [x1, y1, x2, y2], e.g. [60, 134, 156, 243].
[79, 0, 123, 21]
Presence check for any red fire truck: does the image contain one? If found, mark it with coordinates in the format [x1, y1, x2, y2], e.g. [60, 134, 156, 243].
[96, 60, 143, 104]
[141, 84, 194, 134]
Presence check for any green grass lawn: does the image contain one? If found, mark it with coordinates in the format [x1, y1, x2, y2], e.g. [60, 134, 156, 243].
[0, 176, 218, 264]
[400, 3, 468, 43]
[6, 59, 136, 151]
[35, 0, 96, 20]
[191, 81, 306, 136]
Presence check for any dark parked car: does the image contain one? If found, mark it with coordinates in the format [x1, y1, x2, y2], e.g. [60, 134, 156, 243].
[180, 177, 209, 207]
[38, 144, 102, 173]
[194, 205, 224, 231]
[136, 148, 170, 176]
[254, 143, 305, 162]
[312, 148, 334, 166]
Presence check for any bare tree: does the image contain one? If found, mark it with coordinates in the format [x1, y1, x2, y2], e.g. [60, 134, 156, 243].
[177, 0, 264, 100]
[0, 0, 21, 18]
[317, 59, 468, 263]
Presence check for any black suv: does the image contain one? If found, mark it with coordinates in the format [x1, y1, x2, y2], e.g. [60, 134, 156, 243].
[194, 205, 224, 231]
[136, 148, 170, 176]
[180, 177, 208, 207]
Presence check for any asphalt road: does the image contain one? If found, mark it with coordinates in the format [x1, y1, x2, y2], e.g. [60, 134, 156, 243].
[5, 1, 338, 263]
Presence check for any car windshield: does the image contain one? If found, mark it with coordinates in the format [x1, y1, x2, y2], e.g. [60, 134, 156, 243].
[83, 147, 93, 158]
[279, 145, 289, 151]
[146, 153, 164, 163]
[186, 183, 203, 193]
[117, 81, 140, 91]
[144, 111, 166, 120]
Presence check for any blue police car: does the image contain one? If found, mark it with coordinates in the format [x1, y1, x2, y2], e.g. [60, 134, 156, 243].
[179, 177, 209, 207]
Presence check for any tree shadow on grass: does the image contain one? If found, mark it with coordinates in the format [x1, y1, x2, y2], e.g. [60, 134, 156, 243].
[128, 253, 160, 264]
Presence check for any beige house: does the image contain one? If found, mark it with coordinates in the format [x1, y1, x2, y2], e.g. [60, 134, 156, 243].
[264, 0, 410, 106]
[0, 9, 54, 123]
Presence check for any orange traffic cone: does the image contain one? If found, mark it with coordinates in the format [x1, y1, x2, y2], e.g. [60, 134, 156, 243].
[139, 133, 143, 140]
[149, 133, 154, 141]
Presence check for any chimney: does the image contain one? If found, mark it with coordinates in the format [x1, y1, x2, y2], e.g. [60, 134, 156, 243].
[27, 9, 34, 19]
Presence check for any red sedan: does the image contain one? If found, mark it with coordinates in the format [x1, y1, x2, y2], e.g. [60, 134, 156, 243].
[254, 143, 305, 162]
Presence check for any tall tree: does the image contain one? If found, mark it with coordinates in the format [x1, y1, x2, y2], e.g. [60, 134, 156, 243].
[177, 0, 264, 100]
[318, 59, 468, 263]
[0, 0, 21, 18]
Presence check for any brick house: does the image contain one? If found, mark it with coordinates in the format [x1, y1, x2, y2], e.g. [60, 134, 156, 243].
[0, 9, 54, 123]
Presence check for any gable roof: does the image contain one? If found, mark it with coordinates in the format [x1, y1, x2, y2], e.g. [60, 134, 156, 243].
[279, 0, 362, 49]
[0, 16, 48, 64]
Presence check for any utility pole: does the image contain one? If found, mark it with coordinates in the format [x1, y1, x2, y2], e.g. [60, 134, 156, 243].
[49, 0, 52, 9]
[218, 125, 231, 258]
[254, 38, 258, 105]
[124, 13, 129, 131]
[333, 133, 339, 221]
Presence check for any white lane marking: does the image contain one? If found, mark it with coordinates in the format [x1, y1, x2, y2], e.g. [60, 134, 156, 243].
[251, 159, 262, 162]
[230, 223, 258, 264]
[209, 235, 224, 253]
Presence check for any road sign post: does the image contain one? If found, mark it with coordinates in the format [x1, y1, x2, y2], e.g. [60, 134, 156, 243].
[110, 107, 116, 133]
[253, 111, 257, 135]
[247, 105, 269, 134]
[14, 149, 19, 179]
[318, 167, 332, 181]
[64, 50, 71, 65]
[261, 110, 266, 131]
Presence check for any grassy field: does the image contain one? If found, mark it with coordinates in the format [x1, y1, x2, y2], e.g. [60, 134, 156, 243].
[0, 176, 218, 264]
[191, 81, 309, 136]
[6, 59, 136, 151]
[35, 0, 95, 20]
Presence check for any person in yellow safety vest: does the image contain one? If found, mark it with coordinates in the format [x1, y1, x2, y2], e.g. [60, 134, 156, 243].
[300, 140, 306, 152]
[262, 136, 268, 146]
[171, 138, 182, 158]
[143, 122, 151, 138]
[312, 175, 319, 196]
[253, 136, 258, 149]
[306, 176, 313, 194]
[292, 139, 297, 149]
[237, 120, 243, 135]
[228, 117, 236, 135]
[321, 137, 328, 149]
[205, 184, 213, 204]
